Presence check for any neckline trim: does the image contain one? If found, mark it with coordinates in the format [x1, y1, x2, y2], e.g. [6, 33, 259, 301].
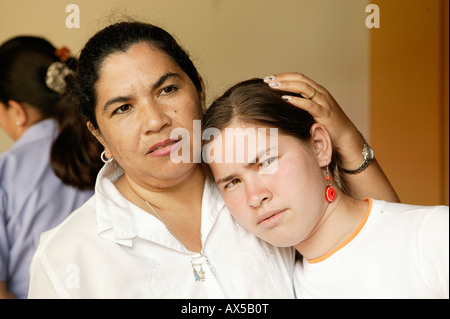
[306, 198, 373, 264]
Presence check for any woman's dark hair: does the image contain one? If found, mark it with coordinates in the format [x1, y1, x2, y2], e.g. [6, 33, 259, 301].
[68, 21, 204, 129]
[0, 36, 70, 116]
[50, 94, 103, 190]
[0, 36, 102, 190]
[202, 78, 348, 193]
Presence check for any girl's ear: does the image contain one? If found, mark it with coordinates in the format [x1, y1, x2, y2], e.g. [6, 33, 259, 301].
[310, 123, 333, 167]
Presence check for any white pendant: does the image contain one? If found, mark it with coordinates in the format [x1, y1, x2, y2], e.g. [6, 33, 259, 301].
[191, 255, 216, 282]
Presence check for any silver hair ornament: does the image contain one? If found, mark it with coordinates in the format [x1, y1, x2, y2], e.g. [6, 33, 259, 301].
[45, 61, 73, 94]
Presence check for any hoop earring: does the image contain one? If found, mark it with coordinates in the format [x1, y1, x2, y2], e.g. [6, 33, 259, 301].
[101, 151, 113, 163]
[325, 166, 337, 203]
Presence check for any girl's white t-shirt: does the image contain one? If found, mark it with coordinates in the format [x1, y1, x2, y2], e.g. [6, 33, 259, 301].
[294, 198, 449, 299]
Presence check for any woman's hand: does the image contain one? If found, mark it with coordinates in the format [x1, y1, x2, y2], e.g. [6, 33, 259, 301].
[264, 72, 400, 202]
[264, 72, 363, 168]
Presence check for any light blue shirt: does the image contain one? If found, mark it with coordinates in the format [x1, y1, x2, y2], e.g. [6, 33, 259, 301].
[0, 119, 94, 298]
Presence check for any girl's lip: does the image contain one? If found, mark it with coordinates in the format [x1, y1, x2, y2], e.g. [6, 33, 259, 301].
[147, 138, 182, 157]
[257, 209, 287, 229]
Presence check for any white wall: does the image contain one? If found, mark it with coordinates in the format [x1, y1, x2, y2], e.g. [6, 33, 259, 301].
[0, 0, 370, 152]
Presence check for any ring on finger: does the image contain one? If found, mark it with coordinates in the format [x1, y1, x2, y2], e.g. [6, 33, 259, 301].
[307, 88, 317, 100]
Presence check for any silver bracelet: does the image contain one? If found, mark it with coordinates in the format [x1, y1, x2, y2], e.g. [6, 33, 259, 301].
[341, 132, 374, 174]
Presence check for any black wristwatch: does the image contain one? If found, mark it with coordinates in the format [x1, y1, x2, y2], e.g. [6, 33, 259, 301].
[342, 133, 374, 174]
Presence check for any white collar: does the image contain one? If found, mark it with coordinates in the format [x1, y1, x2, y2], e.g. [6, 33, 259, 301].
[95, 161, 225, 250]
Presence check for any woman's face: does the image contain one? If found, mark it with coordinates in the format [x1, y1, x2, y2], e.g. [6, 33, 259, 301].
[0, 102, 15, 140]
[93, 42, 204, 186]
[208, 122, 329, 247]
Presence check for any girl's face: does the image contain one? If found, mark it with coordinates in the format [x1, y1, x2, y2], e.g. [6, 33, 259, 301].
[208, 122, 330, 247]
[92, 42, 204, 187]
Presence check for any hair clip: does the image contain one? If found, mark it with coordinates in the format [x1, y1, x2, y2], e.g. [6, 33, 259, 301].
[45, 61, 73, 94]
[55, 46, 71, 62]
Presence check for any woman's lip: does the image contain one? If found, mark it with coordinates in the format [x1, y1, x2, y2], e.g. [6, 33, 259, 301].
[147, 138, 182, 157]
[257, 209, 287, 228]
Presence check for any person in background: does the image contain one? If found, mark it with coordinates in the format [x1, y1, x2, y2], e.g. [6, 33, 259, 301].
[0, 36, 102, 298]
[203, 78, 449, 298]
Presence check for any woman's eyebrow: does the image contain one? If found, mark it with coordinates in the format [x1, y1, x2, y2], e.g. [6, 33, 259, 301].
[152, 72, 181, 90]
[103, 96, 132, 111]
[102, 72, 181, 111]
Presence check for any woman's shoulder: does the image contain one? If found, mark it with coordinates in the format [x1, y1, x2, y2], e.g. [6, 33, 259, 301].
[0, 121, 56, 181]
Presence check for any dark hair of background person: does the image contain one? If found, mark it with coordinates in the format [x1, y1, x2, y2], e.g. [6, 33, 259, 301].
[66, 21, 204, 130]
[202, 78, 349, 194]
[0, 36, 102, 190]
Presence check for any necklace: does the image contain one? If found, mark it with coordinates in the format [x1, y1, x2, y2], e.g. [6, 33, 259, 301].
[144, 200, 216, 282]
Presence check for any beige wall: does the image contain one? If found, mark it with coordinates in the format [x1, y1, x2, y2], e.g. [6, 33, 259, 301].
[2, 1, 447, 205]
[1, 0, 370, 152]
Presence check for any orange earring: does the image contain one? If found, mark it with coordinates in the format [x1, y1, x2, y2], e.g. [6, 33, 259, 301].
[325, 166, 337, 203]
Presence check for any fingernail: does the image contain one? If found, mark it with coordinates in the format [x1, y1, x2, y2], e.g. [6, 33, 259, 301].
[264, 75, 275, 83]
[282, 95, 292, 101]
[269, 82, 281, 87]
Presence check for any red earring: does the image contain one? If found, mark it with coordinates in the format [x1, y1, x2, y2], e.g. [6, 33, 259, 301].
[325, 166, 337, 203]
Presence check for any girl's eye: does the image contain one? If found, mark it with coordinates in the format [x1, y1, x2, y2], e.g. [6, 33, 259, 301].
[160, 85, 178, 96]
[114, 104, 131, 115]
[261, 157, 277, 168]
[225, 179, 241, 189]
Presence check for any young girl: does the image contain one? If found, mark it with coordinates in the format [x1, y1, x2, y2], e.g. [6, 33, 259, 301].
[203, 77, 449, 299]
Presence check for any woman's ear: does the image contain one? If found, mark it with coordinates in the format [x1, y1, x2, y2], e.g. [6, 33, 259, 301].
[87, 121, 113, 158]
[8, 100, 28, 127]
[4, 100, 29, 141]
[87, 121, 106, 148]
[198, 75, 206, 109]
[310, 123, 333, 167]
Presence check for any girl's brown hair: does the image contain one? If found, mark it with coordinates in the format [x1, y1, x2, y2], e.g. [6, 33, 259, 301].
[202, 78, 348, 193]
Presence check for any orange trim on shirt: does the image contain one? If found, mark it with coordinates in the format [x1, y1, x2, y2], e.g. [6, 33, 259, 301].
[306, 198, 373, 264]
